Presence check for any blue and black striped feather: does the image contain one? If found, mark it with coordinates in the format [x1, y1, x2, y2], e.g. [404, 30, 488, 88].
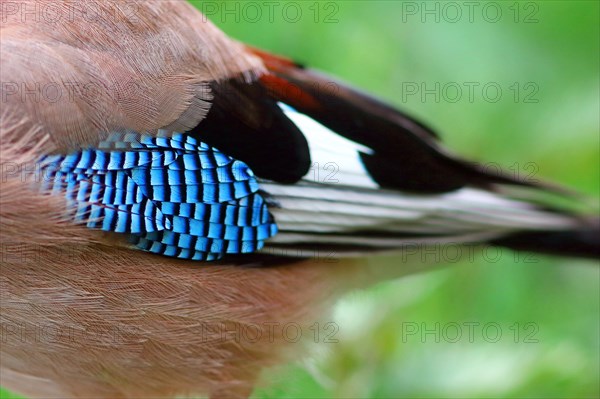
[40, 132, 278, 261]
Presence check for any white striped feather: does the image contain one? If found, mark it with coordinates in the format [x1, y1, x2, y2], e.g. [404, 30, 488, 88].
[279, 103, 379, 189]
[262, 183, 573, 228]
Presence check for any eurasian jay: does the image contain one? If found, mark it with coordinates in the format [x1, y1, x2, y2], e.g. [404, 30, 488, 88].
[0, 1, 598, 398]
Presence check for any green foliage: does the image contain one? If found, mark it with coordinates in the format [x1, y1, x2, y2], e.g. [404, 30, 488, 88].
[0, 388, 23, 399]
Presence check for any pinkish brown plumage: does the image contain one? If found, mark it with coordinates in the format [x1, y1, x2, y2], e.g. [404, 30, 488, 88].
[1, 0, 263, 154]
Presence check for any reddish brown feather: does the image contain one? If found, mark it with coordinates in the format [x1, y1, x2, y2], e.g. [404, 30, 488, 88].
[258, 74, 321, 111]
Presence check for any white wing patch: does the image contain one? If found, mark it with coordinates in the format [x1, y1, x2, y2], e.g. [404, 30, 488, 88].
[278, 102, 379, 189]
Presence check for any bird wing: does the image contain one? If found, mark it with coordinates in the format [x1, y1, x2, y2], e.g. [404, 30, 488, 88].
[193, 49, 595, 260]
[3, 3, 597, 262]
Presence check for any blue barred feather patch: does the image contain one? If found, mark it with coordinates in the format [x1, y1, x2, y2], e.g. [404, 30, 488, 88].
[40, 132, 278, 261]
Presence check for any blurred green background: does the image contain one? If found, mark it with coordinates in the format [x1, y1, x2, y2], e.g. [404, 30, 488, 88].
[1, 1, 598, 398]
